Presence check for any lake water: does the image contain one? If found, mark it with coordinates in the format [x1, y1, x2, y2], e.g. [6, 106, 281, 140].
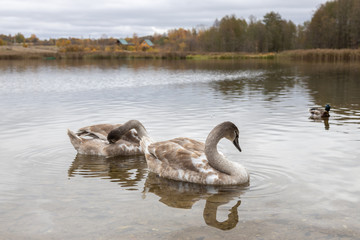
[0, 59, 359, 239]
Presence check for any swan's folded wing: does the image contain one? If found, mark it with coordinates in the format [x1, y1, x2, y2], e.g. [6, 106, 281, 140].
[170, 137, 205, 152]
[147, 139, 203, 172]
[105, 139, 142, 156]
[77, 124, 122, 140]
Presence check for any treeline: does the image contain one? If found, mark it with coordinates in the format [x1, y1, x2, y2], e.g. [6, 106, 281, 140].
[307, 0, 360, 49]
[155, 0, 360, 52]
[0, 33, 55, 46]
[0, 33, 154, 53]
[154, 12, 297, 52]
[1, 0, 359, 53]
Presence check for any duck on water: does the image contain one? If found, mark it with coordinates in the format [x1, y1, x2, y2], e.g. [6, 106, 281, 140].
[309, 104, 331, 119]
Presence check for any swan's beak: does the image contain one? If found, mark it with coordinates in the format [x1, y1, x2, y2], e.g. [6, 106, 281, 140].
[233, 137, 241, 152]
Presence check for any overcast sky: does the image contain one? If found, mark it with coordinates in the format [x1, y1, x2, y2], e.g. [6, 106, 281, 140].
[0, 0, 329, 39]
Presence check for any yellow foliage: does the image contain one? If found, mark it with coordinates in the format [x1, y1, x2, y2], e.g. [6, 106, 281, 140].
[113, 46, 123, 52]
[128, 46, 135, 51]
[64, 45, 84, 52]
[178, 42, 186, 51]
[56, 39, 71, 47]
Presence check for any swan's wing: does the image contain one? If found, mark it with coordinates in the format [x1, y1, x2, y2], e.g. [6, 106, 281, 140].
[147, 137, 205, 172]
[77, 124, 140, 143]
[77, 124, 121, 140]
[170, 137, 205, 152]
[146, 138, 224, 184]
[104, 139, 142, 156]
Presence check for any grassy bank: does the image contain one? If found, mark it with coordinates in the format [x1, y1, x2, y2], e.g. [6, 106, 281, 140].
[0, 45, 59, 60]
[0, 46, 189, 60]
[185, 52, 276, 60]
[1, 45, 360, 62]
[0, 47, 277, 60]
[279, 49, 360, 62]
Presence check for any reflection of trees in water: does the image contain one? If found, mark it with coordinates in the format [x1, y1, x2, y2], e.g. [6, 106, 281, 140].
[211, 61, 360, 124]
[68, 154, 148, 189]
[143, 173, 248, 230]
[303, 63, 360, 127]
[211, 66, 297, 101]
[302, 63, 360, 112]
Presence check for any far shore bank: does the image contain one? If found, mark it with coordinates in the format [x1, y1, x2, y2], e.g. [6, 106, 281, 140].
[1, 45, 360, 62]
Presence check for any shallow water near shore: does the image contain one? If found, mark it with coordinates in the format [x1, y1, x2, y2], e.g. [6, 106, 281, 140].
[0, 59, 359, 239]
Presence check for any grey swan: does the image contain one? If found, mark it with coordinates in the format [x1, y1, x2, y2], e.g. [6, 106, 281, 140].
[107, 120, 249, 185]
[67, 123, 143, 157]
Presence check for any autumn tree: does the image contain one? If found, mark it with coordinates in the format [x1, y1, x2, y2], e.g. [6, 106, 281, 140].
[244, 16, 267, 52]
[132, 33, 140, 51]
[15, 33, 25, 43]
[349, 0, 360, 47]
[198, 15, 247, 52]
[166, 28, 194, 51]
[295, 22, 310, 49]
[307, 0, 360, 49]
[263, 12, 283, 52]
[56, 38, 71, 47]
[27, 34, 39, 44]
[197, 21, 221, 52]
[218, 15, 247, 51]
[350, 1, 360, 48]
[282, 20, 297, 50]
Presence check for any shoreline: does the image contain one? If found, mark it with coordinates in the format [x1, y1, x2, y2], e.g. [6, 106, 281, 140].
[1, 45, 360, 62]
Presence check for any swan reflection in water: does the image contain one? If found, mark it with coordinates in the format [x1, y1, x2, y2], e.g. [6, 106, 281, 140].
[68, 154, 148, 189]
[144, 173, 248, 230]
[68, 154, 248, 230]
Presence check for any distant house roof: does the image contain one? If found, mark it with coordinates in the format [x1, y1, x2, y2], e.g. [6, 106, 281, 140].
[118, 39, 128, 45]
[142, 39, 154, 47]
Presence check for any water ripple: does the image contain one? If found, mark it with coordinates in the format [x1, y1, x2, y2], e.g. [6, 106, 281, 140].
[244, 160, 295, 198]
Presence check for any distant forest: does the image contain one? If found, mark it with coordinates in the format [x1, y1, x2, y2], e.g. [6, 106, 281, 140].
[1, 0, 359, 53]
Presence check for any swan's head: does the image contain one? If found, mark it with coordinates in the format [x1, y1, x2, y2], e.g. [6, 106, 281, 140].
[325, 104, 331, 112]
[222, 122, 242, 152]
[107, 120, 146, 144]
[232, 130, 241, 152]
[107, 128, 126, 144]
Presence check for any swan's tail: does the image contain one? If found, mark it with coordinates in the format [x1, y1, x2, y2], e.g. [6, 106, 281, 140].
[67, 129, 82, 151]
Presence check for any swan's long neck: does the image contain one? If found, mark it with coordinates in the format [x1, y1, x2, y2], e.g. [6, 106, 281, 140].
[124, 120, 153, 153]
[126, 120, 149, 139]
[204, 125, 239, 176]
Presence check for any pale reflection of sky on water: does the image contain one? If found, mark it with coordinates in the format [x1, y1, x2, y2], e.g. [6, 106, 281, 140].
[0, 59, 359, 239]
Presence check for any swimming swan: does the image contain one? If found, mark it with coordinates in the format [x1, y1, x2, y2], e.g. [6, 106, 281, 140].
[67, 123, 143, 157]
[309, 104, 331, 118]
[107, 120, 249, 185]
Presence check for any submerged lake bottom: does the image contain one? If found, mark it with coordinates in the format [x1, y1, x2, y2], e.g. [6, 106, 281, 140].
[0, 59, 359, 239]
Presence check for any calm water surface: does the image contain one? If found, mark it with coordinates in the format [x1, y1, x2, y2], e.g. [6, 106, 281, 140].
[0, 59, 359, 239]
